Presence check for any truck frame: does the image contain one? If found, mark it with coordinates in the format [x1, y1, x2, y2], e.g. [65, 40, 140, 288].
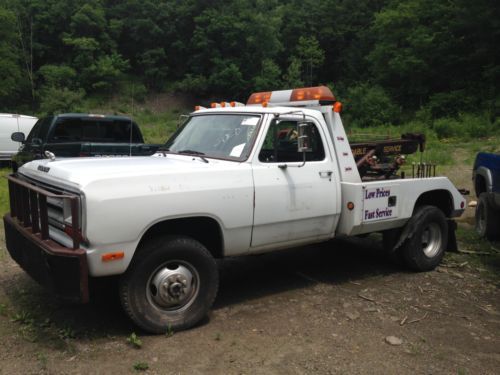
[4, 86, 465, 333]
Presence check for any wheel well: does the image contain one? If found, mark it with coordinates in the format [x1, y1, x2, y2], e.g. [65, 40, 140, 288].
[414, 190, 453, 217]
[475, 174, 486, 197]
[137, 217, 224, 259]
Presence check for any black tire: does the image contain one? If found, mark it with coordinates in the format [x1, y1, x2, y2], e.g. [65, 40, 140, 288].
[475, 193, 500, 241]
[399, 205, 448, 272]
[119, 236, 219, 333]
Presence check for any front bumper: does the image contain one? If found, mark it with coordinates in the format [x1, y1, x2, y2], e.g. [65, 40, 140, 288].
[4, 214, 89, 303]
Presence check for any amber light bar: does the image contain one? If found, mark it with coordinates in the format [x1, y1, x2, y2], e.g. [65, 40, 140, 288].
[247, 86, 336, 106]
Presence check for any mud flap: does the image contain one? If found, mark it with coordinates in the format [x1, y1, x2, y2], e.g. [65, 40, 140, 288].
[446, 220, 458, 252]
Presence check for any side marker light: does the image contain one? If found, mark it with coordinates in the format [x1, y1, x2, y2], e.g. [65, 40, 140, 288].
[102, 252, 124, 262]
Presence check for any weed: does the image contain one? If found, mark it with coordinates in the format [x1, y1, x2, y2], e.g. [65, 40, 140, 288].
[457, 368, 468, 375]
[407, 343, 423, 356]
[11, 310, 34, 325]
[127, 332, 143, 348]
[165, 324, 174, 338]
[133, 362, 149, 371]
[36, 352, 48, 369]
[40, 318, 51, 328]
[58, 325, 77, 340]
[19, 324, 37, 342]
[214, 332, 221, 341]
[0, 303, 7, 316]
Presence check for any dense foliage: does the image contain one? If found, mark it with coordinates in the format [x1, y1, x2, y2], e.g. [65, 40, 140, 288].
[1, 0, 498, 128]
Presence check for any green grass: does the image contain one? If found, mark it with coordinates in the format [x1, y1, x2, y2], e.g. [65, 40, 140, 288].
[133, 110, 184, 144]
[0, 168, 10, 216]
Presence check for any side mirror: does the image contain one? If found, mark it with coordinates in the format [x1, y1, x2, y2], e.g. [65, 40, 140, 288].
[11, 132, 25, 143]
[297, 122, 312, 153]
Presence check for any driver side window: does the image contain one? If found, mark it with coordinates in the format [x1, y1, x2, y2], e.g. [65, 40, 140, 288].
[258, 120, 325, 163]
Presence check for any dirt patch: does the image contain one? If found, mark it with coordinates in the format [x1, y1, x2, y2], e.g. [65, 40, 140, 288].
[0, 232, 498, 374]
[142, 93, 196, 114]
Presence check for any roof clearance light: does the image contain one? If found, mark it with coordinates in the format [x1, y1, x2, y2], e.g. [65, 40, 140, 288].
[247, 91, 272, 105]
[290, 86, 335, 103]
[210, 102, 222, 108]
[333, 101, 343, 113]
[194, 105, 206, 111]
[230, 101, 245, 107]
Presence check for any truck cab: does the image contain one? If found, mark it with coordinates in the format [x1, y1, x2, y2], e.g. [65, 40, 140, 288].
[11, 113, 159, 171]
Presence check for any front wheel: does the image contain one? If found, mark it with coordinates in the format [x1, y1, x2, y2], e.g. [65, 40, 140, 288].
[119, 236, 219, 333]
[399, 205, 448, 272]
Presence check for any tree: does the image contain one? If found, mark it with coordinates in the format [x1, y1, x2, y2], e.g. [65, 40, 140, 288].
[254, 59, 282, 91]
[0, 6, 25, 110]
[283, 58, 304, 88]
[296, 36, 325, 86]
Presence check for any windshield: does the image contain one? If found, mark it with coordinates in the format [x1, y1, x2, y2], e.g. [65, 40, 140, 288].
[164, 114, 261, 161]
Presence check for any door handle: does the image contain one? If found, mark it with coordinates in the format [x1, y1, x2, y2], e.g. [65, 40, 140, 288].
[319, 171, 333, 178]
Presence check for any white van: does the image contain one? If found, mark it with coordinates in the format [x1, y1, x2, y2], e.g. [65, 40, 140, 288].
[0, 113, 38, 161]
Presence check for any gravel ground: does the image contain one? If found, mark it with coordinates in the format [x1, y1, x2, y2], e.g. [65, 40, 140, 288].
[0, 220, 499, 374]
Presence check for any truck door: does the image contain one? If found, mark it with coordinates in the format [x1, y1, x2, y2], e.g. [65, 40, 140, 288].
[251, 117, 340, 249]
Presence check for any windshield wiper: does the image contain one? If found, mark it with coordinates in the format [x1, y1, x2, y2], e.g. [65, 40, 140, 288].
[177, 149, 209, 163]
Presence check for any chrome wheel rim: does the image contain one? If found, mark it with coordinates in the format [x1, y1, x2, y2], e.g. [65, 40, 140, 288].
[147, 261, 199, 311]
[421, 222, 442, 258]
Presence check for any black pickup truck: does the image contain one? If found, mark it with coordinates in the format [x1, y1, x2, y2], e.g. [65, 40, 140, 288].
[11, 113, 161, 171]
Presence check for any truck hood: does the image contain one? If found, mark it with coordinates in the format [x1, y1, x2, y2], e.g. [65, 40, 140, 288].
[19, 155, 240, 190]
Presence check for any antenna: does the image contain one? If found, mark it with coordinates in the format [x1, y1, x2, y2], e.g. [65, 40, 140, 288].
[129, 84, 135, 157]
[129, 117, 133, 157]
[15, 113, 20, 133]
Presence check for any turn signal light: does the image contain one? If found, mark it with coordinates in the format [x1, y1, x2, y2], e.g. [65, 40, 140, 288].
[102, 252, 124, 262]
[334, 102, 343, 113]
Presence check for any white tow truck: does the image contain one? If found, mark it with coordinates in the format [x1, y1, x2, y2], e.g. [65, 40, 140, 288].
[4, 86, 466, 333]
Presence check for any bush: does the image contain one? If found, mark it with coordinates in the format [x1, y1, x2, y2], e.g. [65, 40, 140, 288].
[38, 65, 77, 89]
[432, 113, 497, 140]
[121, 82, 147, 103]
[343, 83, 400, 128]
[425, 90, 476, 118]
[39, 86, 85, 115]
[176, 74, 209, 95]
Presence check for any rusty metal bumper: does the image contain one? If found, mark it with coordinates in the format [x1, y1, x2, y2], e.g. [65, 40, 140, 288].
[4, 174, 88, 303]
[4, 214, 89, 303]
